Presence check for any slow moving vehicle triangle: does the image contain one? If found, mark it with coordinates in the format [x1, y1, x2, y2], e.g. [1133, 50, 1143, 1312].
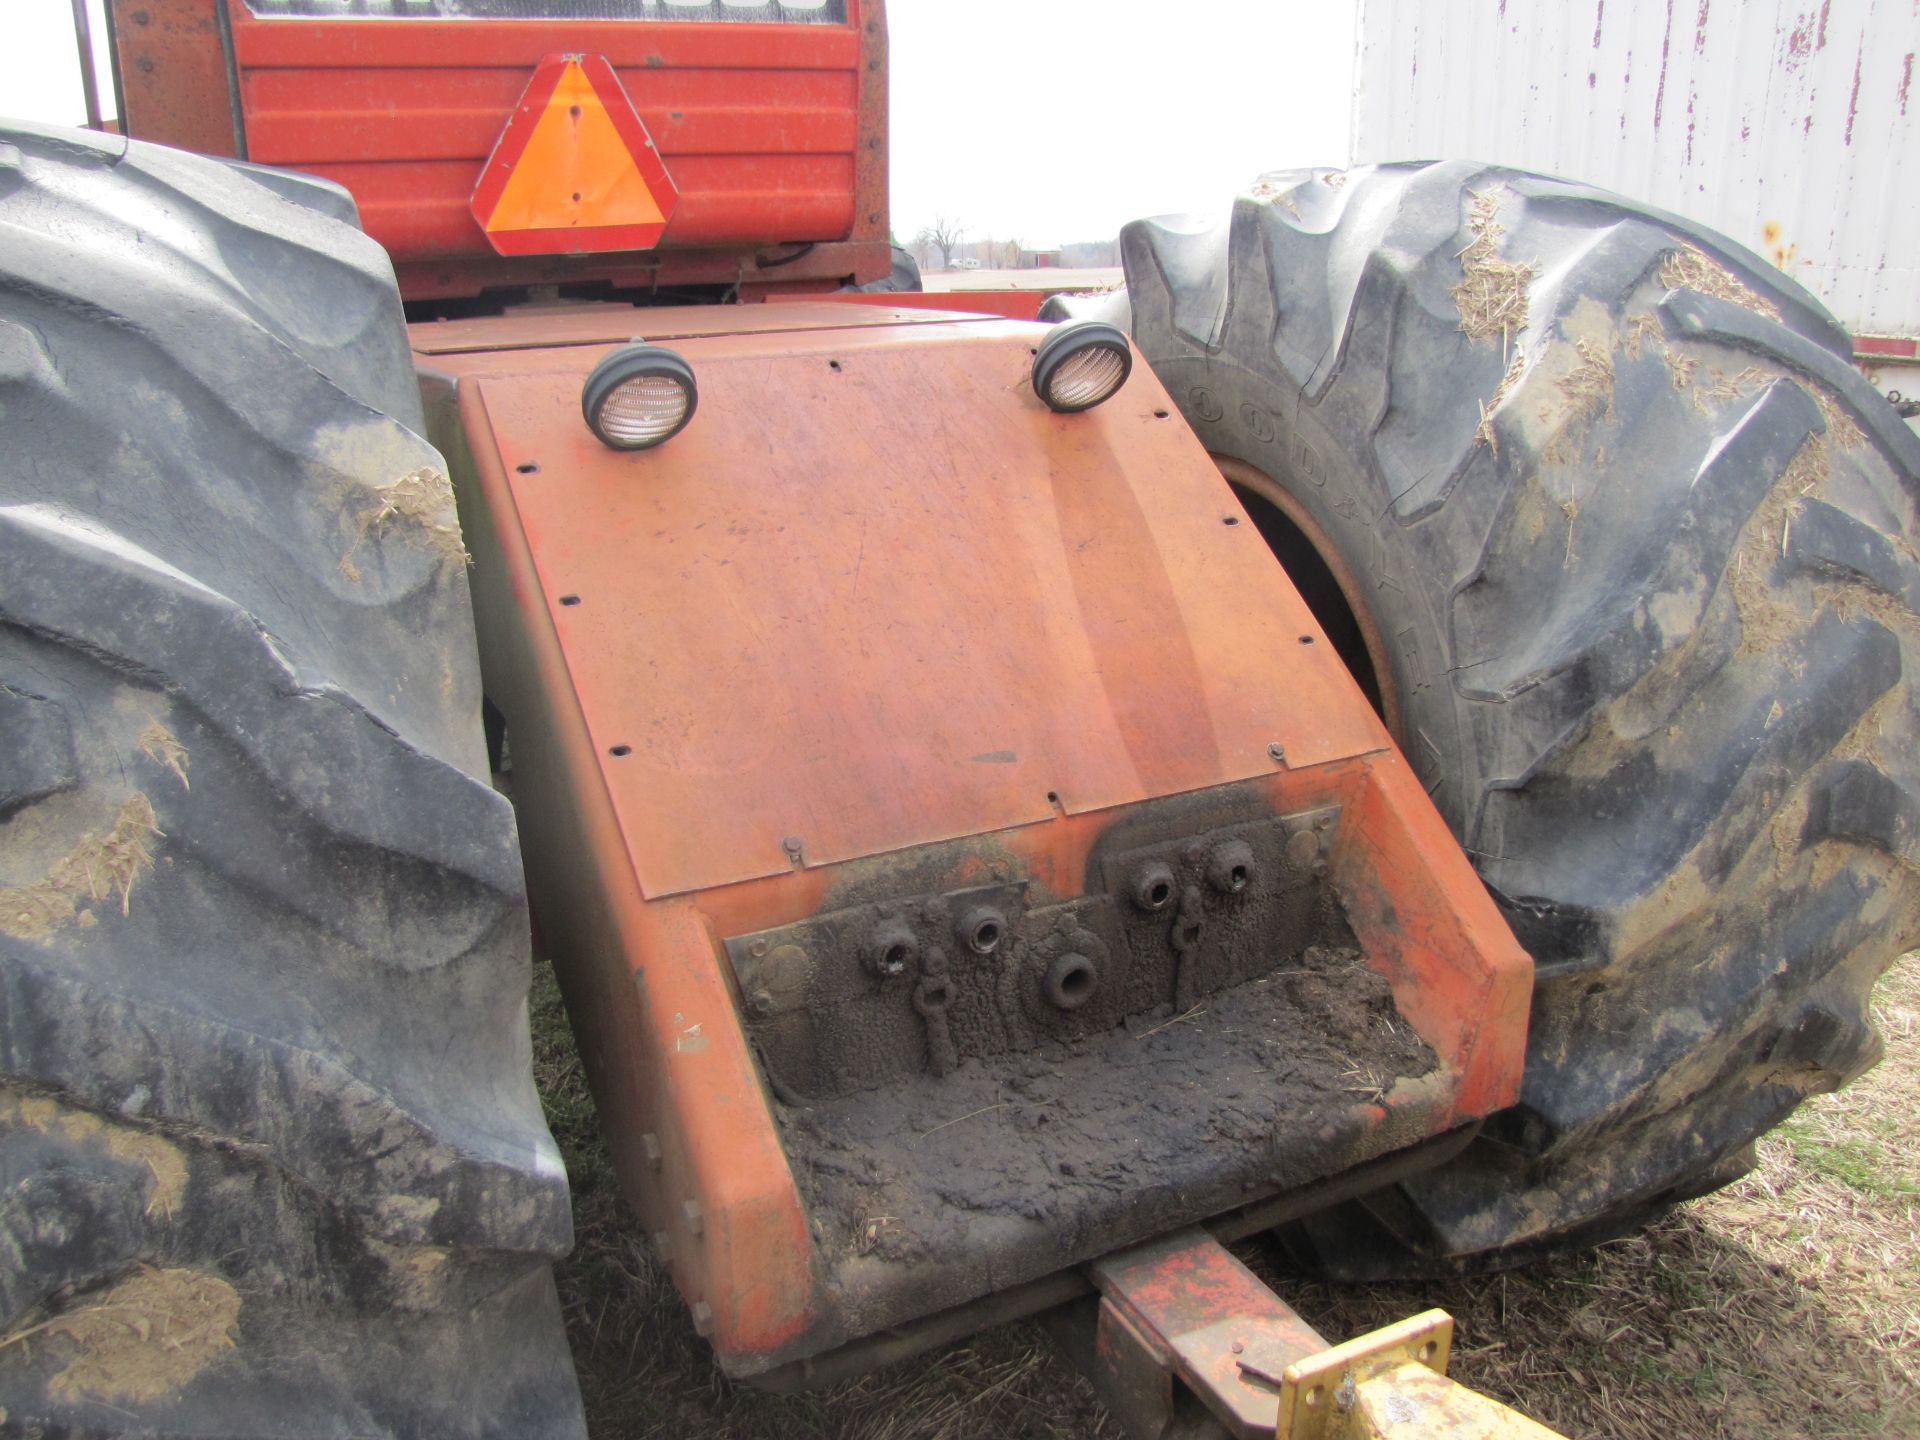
[472, 53, 679, 256]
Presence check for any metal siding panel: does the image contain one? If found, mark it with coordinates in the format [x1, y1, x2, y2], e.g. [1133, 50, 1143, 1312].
[1353, 0, 1920, 336]
[1348, 0, 1380, 163]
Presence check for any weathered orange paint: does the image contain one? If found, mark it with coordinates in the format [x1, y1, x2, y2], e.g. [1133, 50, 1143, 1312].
[422, 301, 1532, 1375]
[107, 0, 240, 158]
[448, 378, 820, 1355]
[409, 299, 996, 357]
[1091, 1229, 1329, 1436]
[472, 315, 1383, 898]
[1331, 751, 1535, 1122]
[804, 288, 1053, 320]
[110, 0, 894, 299]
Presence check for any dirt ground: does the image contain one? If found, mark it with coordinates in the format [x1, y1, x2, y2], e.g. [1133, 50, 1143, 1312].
[534, 951, 1920, 1440]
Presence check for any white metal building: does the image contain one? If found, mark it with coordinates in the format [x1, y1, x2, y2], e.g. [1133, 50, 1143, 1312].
[1350, 0, 1918, 389]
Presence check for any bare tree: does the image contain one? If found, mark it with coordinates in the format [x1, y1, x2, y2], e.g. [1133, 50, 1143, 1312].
[917, 216, 965, 268]
[1003, 236, 1024, 268]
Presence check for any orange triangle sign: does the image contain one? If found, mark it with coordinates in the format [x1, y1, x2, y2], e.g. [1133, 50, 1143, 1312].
[472, 53, 679, 257]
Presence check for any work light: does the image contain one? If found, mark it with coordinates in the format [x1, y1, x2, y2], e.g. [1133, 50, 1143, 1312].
[1031, 320, 1132, 413]
[582, 343, 698, 450]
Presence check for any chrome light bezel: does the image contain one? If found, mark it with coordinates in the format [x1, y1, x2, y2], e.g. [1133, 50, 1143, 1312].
[582, 342, 699, 451]
[1031, 320, 1133, 413]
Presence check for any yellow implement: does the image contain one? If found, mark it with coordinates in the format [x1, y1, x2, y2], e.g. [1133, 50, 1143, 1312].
[1083, 1230, 1565, 1440]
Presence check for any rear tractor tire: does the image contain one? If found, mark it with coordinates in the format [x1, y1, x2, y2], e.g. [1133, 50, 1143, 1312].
[0, 123, 583, 1434]
[847, 243, 925, 292]
[1124, 161, 1920, 1273]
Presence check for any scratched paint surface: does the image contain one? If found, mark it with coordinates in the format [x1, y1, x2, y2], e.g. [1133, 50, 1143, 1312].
[478, 318, 1386, 898]
[1350, 0, 1919, 338]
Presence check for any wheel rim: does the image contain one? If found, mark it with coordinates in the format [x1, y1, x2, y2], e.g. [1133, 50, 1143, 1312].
[1213, 453, 1405, 747]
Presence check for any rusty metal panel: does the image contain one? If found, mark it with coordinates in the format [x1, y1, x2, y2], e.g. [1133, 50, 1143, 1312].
[1090, 1229, 1328, 1438]
[466, 313, 1384, 898]
[107, 0, 242, 157]
[429, 371, 819, 1362]
[1351, 0, 1920, 338]
[426, 301, 1533, 1374]
[1085, 1231, 1565, 1438]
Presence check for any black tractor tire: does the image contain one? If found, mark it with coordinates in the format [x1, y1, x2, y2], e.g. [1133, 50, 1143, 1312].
[1036, 287, 1131, 329]
[1123, 161, 1920, 1275]
[0, 122, 584, 1434]
[846, 243, 925, 292]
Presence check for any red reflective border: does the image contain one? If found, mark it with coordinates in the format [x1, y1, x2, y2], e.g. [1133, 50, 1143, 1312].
[1855, 335, 1918, 359]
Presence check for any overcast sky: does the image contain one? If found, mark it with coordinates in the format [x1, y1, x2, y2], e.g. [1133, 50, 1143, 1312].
[4, 0, 1356, 247]
[887, 2, 1356, 245]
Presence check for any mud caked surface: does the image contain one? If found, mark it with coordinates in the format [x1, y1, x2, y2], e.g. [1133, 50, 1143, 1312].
[780, 945, 1438, 1333]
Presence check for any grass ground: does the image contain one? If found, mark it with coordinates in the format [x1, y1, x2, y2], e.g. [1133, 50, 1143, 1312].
[534, 952, 1920, 1440]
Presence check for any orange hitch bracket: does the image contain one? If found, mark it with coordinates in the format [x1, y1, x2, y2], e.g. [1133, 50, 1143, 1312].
[1078, 1229, 1566, 1439]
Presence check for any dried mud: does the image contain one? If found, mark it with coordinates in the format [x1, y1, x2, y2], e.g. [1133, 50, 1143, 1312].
[0, 792, 160, 940]
[0, 1088, 187, 1218]
[340, 465, 469, 581]
[5, 1266, 241, 1406]
[1659, 247, 1782, 321]
[1454, 187, 1534, 343]
[782, 945, 1438, 1274]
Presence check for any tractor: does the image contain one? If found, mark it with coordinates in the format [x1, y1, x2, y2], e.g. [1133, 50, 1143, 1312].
[3, 2, 1916, 1436]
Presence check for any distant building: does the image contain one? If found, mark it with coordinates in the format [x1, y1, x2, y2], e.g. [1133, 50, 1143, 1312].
[1059, 240, 1120, 268]
[1019, 248, 1062, 269]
